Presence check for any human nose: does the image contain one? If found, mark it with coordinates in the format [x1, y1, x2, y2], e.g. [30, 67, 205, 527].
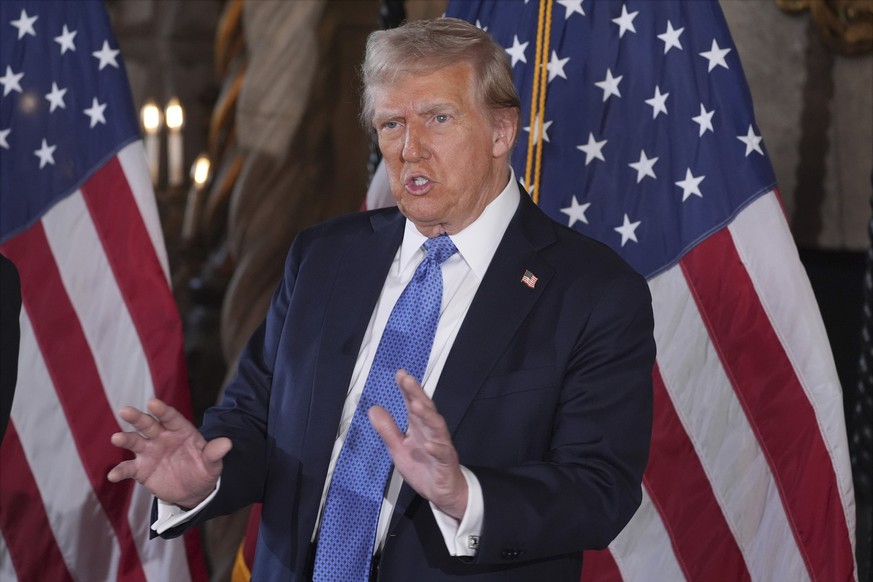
[402, 124, 427, 162]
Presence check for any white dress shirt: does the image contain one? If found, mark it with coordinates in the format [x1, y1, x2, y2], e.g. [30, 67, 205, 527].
[155, 171, 521, 558]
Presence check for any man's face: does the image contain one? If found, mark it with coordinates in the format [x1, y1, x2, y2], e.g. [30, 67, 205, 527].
[371, 62, 517, 237]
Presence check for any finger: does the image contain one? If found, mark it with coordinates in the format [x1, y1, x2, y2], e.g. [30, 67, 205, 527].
[395, 370, 426, 400]
[145, 398, 169, 417]
[118, 405, 148, 425]
[106, 460, 137, 483]
[110, 430, 148, 453]
[119, 405, 163, 439]
[395, 373, 446, 435]
[368, 405, 405, 450]
[405, 393, 442, 425]
[395, 371, 438, 415]
[147, 399, 192, 432]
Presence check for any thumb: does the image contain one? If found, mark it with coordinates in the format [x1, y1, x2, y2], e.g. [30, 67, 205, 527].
[203, 437, 232, 467]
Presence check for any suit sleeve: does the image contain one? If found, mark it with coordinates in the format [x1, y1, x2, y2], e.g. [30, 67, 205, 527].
[471, 269, 654, 563]
[156, 232, 309, 538]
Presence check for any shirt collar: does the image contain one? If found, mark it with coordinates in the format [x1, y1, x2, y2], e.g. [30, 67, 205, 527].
[400, 168, 521, 279]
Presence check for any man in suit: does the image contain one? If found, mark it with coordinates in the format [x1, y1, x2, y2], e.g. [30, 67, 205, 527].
[109, 18, 655, 581]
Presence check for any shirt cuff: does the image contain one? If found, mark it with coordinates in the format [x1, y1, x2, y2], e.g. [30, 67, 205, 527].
[151, 478, 220, 535]
[429, 466, 483, 557]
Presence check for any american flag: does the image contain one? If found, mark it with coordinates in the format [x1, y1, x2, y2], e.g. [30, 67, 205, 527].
[0, 1, 205, 580]
[520, 269, 538, 288]
[444, 0, 856, 580]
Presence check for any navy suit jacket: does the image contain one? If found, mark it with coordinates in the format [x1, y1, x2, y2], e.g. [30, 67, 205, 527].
[161, 191, 655, 581]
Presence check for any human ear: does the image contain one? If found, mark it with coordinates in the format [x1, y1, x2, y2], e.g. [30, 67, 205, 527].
[492, 108, 519, 157]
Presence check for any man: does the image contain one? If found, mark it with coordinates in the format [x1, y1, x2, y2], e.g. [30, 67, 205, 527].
[109, 18, 655, 581]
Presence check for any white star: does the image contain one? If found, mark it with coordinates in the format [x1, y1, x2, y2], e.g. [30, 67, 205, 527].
[92, 40, 120, 70]
[547, 51, 570, 82]
[0, 128, 10, 149]
[595, 69, 622, 102]
[576, 133, 607, 165]
[54, 25, 77, 54]
[45, 82, 67, 112]
[10, 9, 38, 40]
[612, 4, 638, 38]
[561, 196, 591, 227]
[505, 35, 528, 67]
[34, 139, 57, 169]
[629, 150, 658, 183]
[84, 97, 107, 128]
[657, 20, 684, 54]
[700, 39, 731, 72]
[475, 20, 488, 32]
[645, 86, 669, 119]
[524, 116, 553, 143]
[737, 125, 764, 156]
[557, 0, 585, 19]
[675, 168, 705, 201]
[614, 214, 641, 247]
[0, 66, 24, 97]
[692, 103, 715, 136]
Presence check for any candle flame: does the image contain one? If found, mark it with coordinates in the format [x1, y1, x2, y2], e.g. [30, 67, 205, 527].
[141, 100, 161, 134]
[192, 154, 210, 186]
[165, 97, 184, 130]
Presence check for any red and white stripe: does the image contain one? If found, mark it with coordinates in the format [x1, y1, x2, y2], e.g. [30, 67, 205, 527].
[0, 142, 204, 581]
[584, 191, 857, 581]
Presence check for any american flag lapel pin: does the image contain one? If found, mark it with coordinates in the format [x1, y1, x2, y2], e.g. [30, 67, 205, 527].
[521, 269, 538, 289]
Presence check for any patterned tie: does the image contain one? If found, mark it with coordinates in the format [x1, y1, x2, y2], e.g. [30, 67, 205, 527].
[313, 234, 458, 581]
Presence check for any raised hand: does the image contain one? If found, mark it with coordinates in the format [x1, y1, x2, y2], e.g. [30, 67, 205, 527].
[107, 399, 231, 508]
[368, 370, 468, 520]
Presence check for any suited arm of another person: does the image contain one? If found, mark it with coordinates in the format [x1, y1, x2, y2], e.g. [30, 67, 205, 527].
[376, 266, 654, 564]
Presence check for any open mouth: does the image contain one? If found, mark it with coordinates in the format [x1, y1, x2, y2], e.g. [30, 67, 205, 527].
[405, 175, 433, 194]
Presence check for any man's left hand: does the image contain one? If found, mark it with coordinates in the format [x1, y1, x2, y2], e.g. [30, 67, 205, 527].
[369, 370, 468, 521]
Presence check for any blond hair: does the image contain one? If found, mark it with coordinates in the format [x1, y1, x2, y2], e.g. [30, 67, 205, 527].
[360, 17, 520, 128]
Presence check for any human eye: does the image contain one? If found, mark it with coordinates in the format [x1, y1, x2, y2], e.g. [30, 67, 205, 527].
[377, 119, 401, 132]
[434, 114, 450, 124]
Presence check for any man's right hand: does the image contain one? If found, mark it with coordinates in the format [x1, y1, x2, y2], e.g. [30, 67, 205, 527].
[107, 399, 231, 509]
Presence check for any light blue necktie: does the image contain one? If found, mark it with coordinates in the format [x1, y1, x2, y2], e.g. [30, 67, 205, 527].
[313, 234, 458, 581]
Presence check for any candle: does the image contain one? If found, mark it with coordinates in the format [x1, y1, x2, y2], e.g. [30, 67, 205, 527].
[165, 97, 185, 188]
[140, 100, 161, 185]
[182, 153, 211, 242]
